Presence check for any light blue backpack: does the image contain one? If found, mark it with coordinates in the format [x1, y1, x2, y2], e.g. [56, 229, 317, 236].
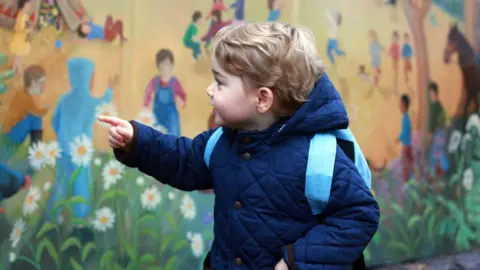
[203, 127, 372, 215]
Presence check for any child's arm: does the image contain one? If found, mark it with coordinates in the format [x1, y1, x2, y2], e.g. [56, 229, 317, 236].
[172, 77, 187, 107]
[282, 160, 380, 268]
[143, 76, 159, 108]
[398, 115, 407, 144]
[114, 121, 214, 191]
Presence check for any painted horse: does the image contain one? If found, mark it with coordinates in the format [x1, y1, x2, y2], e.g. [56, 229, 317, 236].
[443, 23, 480, 121]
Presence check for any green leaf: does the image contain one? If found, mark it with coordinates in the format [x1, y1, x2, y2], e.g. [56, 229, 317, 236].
[69, 167, 83, 190]
[69, 196, 89, 205]
[36, 238, 59, 265]
[100, 250, 114, 270]
[71, 218, 90, 227]
[96, 190, 128, 207]
[164, 213, 177, 231]
[165, 256, 178, 270]
[407, 215, 422, 230]
[173, 239, 189, 252]
[52, 199, 69, 213]
[138, 213, 156, 225]
[363, 248, 371, 262]
[138, 253, 156, 265]
[141, 229, 159, 240]
[387, 242, 409, 254]
[70, 258, 84, 270]
[390, 203, 405, 216]
[160, 234, 176, 255]
[148, 267, 163, 270]
[61, 237, 82, 252]
[81, 242, 96, 262]
[36, 222, 58, 239]
[125, 243, 137, 261]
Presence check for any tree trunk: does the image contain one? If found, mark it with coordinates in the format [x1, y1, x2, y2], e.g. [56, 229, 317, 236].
[402, 0, 431, 131]
[464, 0, 477, 46]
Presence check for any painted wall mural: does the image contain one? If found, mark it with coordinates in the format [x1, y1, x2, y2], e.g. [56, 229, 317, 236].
[0, 0, 478, 269]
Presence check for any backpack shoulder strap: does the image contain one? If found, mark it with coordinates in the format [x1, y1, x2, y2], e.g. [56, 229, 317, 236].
[305, 128, 372, 215]
[203, 127, 224, 168]
[305, 132, 337, 215]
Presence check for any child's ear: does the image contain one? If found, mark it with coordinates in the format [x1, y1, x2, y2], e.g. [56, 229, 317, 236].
[256, 87, 274, 113]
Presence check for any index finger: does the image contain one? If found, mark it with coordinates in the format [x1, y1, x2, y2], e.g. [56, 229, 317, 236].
[98, 115, 124, 126]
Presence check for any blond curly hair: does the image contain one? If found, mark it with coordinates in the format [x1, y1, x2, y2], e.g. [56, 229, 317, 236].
[213, 22, 324, 116]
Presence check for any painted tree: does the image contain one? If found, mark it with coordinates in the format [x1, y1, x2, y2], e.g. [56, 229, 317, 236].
[402, 0, 433, 131]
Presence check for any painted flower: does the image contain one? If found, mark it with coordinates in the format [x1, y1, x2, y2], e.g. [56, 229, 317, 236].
[141, 186, 161, 210]
[466, 113, 480, 134]
[96, 103, 119, 127]
[9, 252, 16, 262]
[44, 141, 62, 167]
[91, 207, 116, 232]
[154, 124, 168, 134]
[94, 157, 102, 166]
[136, 176, 145, 186]
[461, 133, 472, 152]
[70, 134, 94, 167]
[180, 194, 196, 220]
[462, 168, 474, 191]
[43, 181, 51, 191]
[448, 130, 462, 153]
[102, 160, 124, 190]
[190, 233, 205, 258]
[23, 186, 42, 216]
[135, 109, 157, 127]
[168, 191, 175, 200]
[9, 219, 25, 248]
[27, 141, 47, 170]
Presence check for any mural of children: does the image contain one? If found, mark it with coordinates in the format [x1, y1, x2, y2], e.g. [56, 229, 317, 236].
[9, 0, 33, 75]
[206, 0, 228, 25]
[0, 65, 46, 205]
[47, 57, 114, 240]
[183, 11, 202, 61]
[427, 81, 449, 177]
[202, 10, 231, 49]
[325, 7, 345, 65]
[230, 0, 246, 25]
[402, 32, 413, 84]
[368, 29, 384, 87]
[389, 31, 400, 92]
[143, 49, 186, 136]
[76, 15, 128, 44]
[396, 94, 414, 183]
[267, 0, 283, 22]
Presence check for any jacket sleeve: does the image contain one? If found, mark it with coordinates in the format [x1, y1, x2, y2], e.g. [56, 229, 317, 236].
[114, 121, 214, 191]
[282, 160, 380, 269]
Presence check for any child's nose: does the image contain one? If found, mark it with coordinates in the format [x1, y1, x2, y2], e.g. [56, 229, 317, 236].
[206, 85, 214, 97]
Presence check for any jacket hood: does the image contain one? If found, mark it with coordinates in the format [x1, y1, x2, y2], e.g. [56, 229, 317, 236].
[67, 57, 94, 94]
[272, 73, 349, 142]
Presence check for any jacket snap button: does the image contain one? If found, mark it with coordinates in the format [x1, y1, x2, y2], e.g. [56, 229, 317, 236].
[242, 152, 251, 160]
[242, 137, 252, 144]
[234, 201, 242, 209]
[234, 258, 242, 266]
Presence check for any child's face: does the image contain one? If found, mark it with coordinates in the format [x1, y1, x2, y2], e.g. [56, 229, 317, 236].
[404, 34, 409, 41]
[23, 2, 32, 12]
[429, 89, 437, 101]
[400, 100, 406, 112]
[81, 24, 91, 35]
[157, 58, 173, 78]
[207, 56, 259, 129]
[28, 76, 47, 95]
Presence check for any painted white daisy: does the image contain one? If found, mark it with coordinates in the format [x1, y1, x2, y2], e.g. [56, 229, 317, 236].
[462, 168, 474, 191]
[94, 157, 102, 166]
[186, 231, 193, 240]
[461, 133, 472, 152]
[27, 141, 47, 170]
[466, 113, 480, 134]
[140, 186, 161, 210]
[69, 134, 94, 167]
[448, 130, 462, 153]
[190, 233, 204, 258]
[43, 181, 52, 191]
[44, 141, 62, 167]
[154, 124, 168, 134]
[23, 186, 42, 216]
[9, 252, 16, 262]
[180, 194, 196, 220]
[135, 109, 157, 127]
[102, 160, 124, 190]
[168, 191, 176, 200]
[90, 207, 116, 232]
[9, 219, 25, 248]
[96, 103, 119, 127]
[136, 176, 145, 186]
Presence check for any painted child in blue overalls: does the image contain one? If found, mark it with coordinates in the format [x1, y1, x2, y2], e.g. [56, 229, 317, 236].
[0, 65, 47, 205]
[143, 49, 186, 136]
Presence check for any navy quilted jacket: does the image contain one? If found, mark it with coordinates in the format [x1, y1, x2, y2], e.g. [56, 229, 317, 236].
[114, 74, 380, 269]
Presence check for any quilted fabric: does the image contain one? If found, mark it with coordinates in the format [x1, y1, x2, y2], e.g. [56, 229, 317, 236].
[115, 73, 380, 269]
